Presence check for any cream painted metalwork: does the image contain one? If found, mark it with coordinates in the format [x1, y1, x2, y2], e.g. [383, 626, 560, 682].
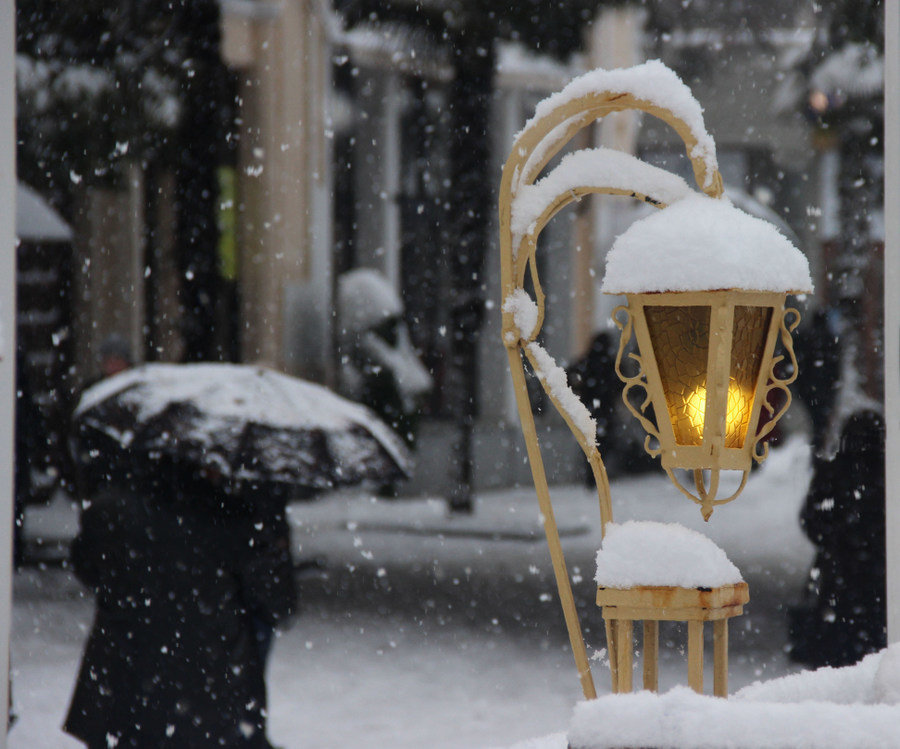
[499, 73, 802, 701]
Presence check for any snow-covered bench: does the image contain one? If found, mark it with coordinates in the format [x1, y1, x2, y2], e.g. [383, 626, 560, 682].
[595, 521, 748, 696]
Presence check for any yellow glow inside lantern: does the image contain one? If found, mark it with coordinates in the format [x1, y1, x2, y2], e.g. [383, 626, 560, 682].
[683, 380, 754, 446]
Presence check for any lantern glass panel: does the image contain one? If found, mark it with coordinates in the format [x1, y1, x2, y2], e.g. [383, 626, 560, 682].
[644, 305, 710, 446]
[727, 305, 773, 448]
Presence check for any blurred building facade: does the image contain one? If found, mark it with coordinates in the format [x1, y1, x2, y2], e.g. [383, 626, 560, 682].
[18, 1, 878, 496]
[216, 0, 842, 495]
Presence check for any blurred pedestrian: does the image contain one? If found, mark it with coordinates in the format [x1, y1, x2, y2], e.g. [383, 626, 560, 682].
[337, 269, 432, 447]
[566, 330, 654, 478]
[96, 333, 133, 380]
[337, 269, 432, 495]
[239, 478, 295, 668]
[788, 409, 886, 667]
[793, 307, 842, 455]
[64, 456, 296, 748]
[567, 331, 618, 465]
[69, 335, 135, 502]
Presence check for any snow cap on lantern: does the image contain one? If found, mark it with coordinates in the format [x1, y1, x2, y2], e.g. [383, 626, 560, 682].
[602, 193, 813, 295]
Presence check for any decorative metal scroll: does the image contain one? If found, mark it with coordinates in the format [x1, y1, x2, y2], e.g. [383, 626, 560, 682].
[612, 304, 662, 460]
[751, 307, 801, 463]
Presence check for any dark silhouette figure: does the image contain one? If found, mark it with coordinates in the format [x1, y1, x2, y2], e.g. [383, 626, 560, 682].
[64, 457, 295, 748]
[567, 331, 618, 447]
[95, 333, 133, 380]
[567, 331, 654, 478]
[789, 409, 886, 667]
[793, 308, 842, 454]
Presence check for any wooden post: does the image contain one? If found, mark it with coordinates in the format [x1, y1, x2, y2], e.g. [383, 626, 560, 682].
[688, 620, 704, 693]
[605, 619, 619, 692]
[615, 619, 633, 693]
[713, 619, 729, 697]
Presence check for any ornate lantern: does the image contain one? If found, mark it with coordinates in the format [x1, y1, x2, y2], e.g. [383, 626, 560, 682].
[604, 194, 811, 520]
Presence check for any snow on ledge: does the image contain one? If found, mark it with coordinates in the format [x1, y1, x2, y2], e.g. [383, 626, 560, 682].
[518, 60, 718, 190]
[568, 646, 900, 749]
[569, 688, 900, 749]
[595, 520, 743, 589]
[601, 193, 813, 294]
[510, 148, 694, 243]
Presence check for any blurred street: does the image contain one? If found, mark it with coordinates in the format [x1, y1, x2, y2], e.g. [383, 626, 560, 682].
[10, 438, 814, 749]
[9, 3, 888, 747]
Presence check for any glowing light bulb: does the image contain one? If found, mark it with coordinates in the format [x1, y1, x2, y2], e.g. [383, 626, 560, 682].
[684, 381, 751, 440]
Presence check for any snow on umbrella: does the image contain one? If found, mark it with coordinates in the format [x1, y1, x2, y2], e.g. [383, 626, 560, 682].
[72, 362, 412, 492]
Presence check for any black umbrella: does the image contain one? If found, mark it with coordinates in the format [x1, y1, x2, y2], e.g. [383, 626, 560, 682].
[72, 363, 411, 493]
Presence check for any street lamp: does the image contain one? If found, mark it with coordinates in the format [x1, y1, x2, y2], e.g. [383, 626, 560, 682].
[604, 193, 810, 520]
[498, 61, 812, 700]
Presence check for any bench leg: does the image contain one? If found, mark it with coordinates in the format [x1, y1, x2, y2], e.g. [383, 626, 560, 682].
[615, 619, 633, 693]
[687, 620, 704, 694]
[713, 619, 728, 697]
[605, 619, 618, 693]
[643, 621, 659, 692]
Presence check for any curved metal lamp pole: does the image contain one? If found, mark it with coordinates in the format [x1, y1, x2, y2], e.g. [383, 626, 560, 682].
[498, 84, 723, 699]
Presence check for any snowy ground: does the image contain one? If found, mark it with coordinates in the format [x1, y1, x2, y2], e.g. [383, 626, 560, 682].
[9, 437, 815, 748]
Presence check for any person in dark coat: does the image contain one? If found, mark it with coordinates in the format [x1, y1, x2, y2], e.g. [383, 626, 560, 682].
[793, 308, 842, 454]
[567, 331, 618, 447]
[65, 333, 136, 502]
[788, 409, 886, 668]
[64, 457, 296, 749]
[566, 330, 654, 479]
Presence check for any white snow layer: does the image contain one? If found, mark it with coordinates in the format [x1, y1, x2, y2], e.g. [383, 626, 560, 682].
[518, 60, 719, 190]
[510, 148, 693, 241]
[16, 183, 73, 242]
[601, 193, 813, 294]
[525, 342, 597, 449]
[76, 363, 386, 432]
[502, 289, 540, 343]
[338, 268, 404, 335]
[594, 520, 743, 589]
[811, 41, 884, 100]
[568, 645, 900, 748]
